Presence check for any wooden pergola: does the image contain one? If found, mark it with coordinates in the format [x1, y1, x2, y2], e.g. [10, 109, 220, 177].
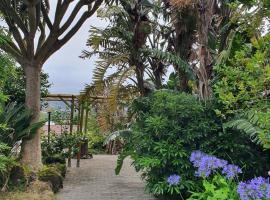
[44, 94, 79, 134]
[43, 93, 107, 167]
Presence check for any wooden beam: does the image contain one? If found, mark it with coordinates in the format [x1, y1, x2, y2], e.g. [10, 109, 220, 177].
[59, 96, 72, 109]
[69, 95, 75, 134]
[44, 93, 107, 102]
[84, 102, 89, 135]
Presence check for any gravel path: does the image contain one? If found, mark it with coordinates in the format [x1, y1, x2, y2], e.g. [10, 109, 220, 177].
[57, 155, 156, 200]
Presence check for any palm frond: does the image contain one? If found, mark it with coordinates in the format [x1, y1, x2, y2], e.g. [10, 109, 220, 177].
[108, 66, 136, 111]
[143, 48, 194, 79]
[115, 150, 134, 175]
[103, 129, 132, 145]
[92, 54, 129, 88]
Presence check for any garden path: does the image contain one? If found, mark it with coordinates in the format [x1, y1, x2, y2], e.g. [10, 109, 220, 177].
[57, 155, 156, 200]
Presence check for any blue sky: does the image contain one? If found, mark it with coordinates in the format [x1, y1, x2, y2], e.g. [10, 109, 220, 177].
[43, 3, 103, 95]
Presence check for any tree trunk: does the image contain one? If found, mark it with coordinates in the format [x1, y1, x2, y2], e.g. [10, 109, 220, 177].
[153, 62, 163, 89]
[21, 64, 42, 170]
[197, 0, 215, 100]
[135, 66, 146, 96]
[173, 7, 196, 92]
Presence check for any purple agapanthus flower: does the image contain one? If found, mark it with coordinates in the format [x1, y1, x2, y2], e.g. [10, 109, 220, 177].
[190, 150, 206, 167]
[222, 164, 242, 179]
[190, 151, 227, 177]
[237, 177, 270, 200]
[167, 174, 181, 186]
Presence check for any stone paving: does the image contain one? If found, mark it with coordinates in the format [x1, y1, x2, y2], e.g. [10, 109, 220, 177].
[57, 155, 156, 200]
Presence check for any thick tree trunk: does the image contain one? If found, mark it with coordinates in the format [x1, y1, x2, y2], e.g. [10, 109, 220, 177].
[197, 0, 215, 100]
[173, 7, 196, 92]
[21, 64, 42, 170]
[152, 62, 163, 89]
[135, 66, 146, 96]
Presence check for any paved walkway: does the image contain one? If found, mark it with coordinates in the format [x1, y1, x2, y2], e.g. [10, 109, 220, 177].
[57, 155, 156, 200]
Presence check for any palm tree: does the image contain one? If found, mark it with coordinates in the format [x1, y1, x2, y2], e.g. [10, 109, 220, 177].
[82, 0, 153, 96]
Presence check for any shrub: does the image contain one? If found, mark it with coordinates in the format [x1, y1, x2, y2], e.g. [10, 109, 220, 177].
[43, 154, 66, 165]
[9, 165, 28, 189]
[41, 134, 80, 164]
[88, 132, 105, 154]
[187, 175, 239, 200]
[0, 142, 19, 191]
[118, 90, 270, 198]
[119, 91, 217, 198]
[50, 164, 67, 178]
[38, 165, 63, 193]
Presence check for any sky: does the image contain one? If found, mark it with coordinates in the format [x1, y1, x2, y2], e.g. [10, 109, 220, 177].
[43, 2, 103, 95]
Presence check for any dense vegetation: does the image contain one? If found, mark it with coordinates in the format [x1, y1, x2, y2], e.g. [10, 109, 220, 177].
[80, 0, 270, 199]
[0, 0, 269, 199]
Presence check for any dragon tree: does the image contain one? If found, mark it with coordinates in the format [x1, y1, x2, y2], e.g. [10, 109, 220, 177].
[0, 0, 103, 169]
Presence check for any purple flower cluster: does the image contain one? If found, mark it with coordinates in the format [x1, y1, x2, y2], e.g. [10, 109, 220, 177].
[190, 150, 242, 179]
[222, 164, 242, 179]
[167, 174, 181, 186]
[237, 177, 270, 200]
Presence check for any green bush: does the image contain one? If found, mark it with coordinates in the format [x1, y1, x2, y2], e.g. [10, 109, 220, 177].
[118, 90, 270, 199]
[43, 154, 66, 165]
[187, 175, 239, 200]
[0, 142, 18, 191]
[88, 132, 105, 154]
[51, 163, 67, 178]
[119, 91, 217, 198]
[9, 165, 28, 190]
[37, 165, 63, 193]
[41, 134, 80, 164]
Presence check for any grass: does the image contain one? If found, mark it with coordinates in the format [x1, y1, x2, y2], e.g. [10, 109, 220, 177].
[0, 181, 55, 200]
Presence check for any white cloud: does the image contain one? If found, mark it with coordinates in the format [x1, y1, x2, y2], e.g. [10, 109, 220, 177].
[43, 2, 105, 94]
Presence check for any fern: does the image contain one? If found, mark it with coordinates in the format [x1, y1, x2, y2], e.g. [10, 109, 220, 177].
[224, 110, 270, 148]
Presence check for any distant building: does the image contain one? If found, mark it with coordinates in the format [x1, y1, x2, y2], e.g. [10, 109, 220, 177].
[42, 122, 79, 136]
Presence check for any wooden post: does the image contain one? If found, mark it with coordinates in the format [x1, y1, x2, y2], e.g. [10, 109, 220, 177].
[84, 102, 89, 135]
[77, 105, 81, 132]
[80, 102, 84, 133]
[77, 102, 84, 168]
[47, 111, 51, 144]
[70, 95, 75, 134]
[68, 96, 75, 167]
[76, 142, 81, 168]
[81, 102, 89, 158]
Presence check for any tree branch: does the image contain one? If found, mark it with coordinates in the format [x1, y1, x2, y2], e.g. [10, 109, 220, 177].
[59, 1, 85, 35]
[53, 0, 74, 29]
[27, 4, 38, 56]
[39, 0, 102, 63]
[0, 1, 29, 36]
[41, 1, 53, 30]
[58, 0, 102, 48]
[2, 15, 27, 57]
[37, 22, 46, 50]
[0, 40, 23, 63]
